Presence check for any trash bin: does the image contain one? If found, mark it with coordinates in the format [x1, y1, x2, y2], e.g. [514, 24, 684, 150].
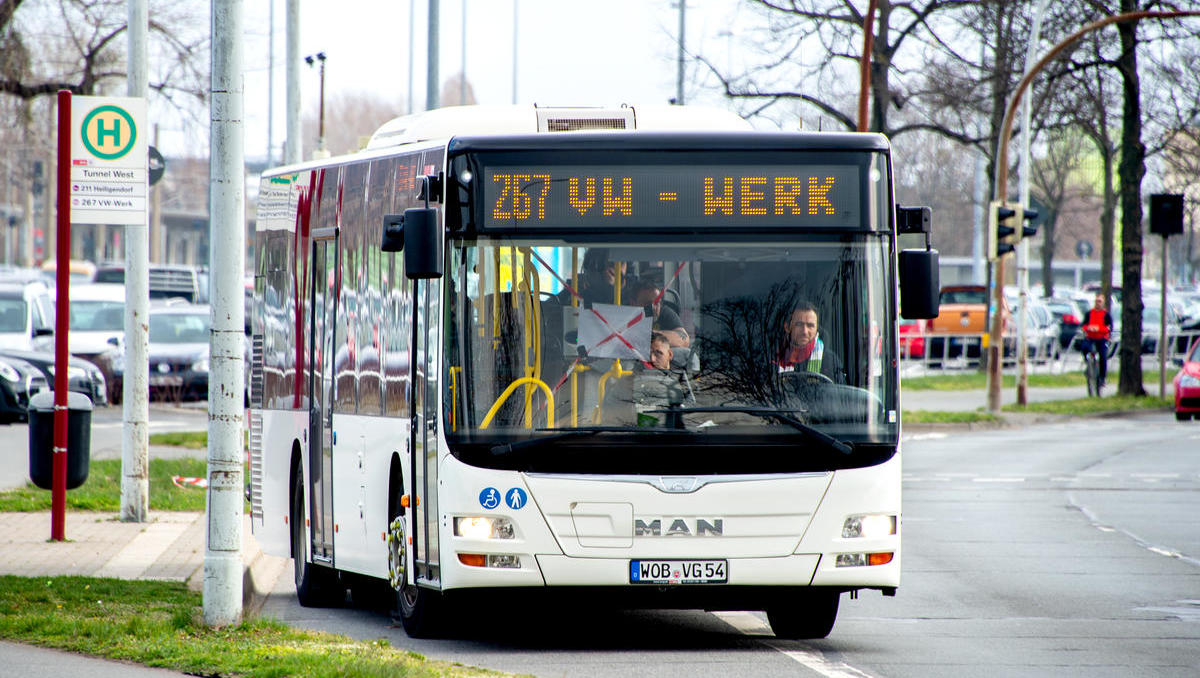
[28, 391, 93, 491]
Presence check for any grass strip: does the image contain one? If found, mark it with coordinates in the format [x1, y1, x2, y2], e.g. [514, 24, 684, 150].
[0, 576, 500, 678]
[148, 431, 208, 449]
[901, 410, 1002, 425]
[0, 458, 214, 512]
[1001, 394, 1173, 415]
[901, 370, 1166, 391]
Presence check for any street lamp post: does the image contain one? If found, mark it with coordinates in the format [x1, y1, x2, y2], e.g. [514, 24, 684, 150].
[305, 52, 327, 157]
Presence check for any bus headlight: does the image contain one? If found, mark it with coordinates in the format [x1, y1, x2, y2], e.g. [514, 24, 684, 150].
[454, 516, 514, 540]
[842, 514, 896, 539]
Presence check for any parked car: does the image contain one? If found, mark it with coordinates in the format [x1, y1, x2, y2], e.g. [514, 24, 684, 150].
[0, 281, 56, 352]
[1174, 338, 1200, 421]
[1141, 303, 1182, 355]
[57, 283, 125, 358]
[0, 355, 48, 423]
[0, 348, 107, 407]
[105, 304, 211, 403]
[1042, 297, 1082, 349]
[93, 263, 205, 303]
[898, 318, 926, 359]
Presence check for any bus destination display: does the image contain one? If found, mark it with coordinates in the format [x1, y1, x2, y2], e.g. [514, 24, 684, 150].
[481, 165, 861, 229]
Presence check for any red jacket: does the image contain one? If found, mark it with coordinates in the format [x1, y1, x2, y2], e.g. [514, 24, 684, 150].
[1082, 308, 1112, 340]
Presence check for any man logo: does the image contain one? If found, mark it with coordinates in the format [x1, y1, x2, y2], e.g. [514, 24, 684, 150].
[634, 518, 724, 537]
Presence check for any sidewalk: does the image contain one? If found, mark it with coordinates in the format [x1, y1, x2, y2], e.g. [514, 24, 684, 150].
[0, 511, 288, 615]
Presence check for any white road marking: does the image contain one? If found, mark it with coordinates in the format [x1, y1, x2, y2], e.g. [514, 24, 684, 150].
[903, 432, 948, 441]
[713, 611, 879, 678]
[972, 477, 1026, 483]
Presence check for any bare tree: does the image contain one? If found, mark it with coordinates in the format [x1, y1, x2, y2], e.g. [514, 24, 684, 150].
[0, 0, 207, 103]
[301, 90, 404, 158]
[1030, 129, 1094, 298]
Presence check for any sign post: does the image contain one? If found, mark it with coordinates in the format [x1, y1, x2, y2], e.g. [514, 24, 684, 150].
[68, 94, 150, 529]
[51, 91, 71, 541]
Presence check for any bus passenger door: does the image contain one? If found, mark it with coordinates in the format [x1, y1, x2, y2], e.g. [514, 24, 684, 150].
[308, 235, 337, 564]
[412, 277, 441, 586]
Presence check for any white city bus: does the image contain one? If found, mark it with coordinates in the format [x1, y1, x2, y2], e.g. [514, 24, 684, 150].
[248, 104, 939, 639]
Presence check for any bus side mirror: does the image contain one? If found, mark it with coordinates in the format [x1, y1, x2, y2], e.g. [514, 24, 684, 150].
[401, 208, 443, 279]
[381, 213, 404, 252]
[899, 249, 939, 319]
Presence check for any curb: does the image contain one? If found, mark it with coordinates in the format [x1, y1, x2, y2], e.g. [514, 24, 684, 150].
[183, 516, 288, 618]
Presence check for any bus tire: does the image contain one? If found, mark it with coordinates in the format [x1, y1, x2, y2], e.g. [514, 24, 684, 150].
[388, 497, 444, 637]
[766, 589, 840, 639]
[291, 471, 339, 607]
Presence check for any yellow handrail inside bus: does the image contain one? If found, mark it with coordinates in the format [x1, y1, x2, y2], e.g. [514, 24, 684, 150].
[480, 377, 555, 430]
[449, 366, 461, 432]
[492, 247, 501, 349]
[570, 363, 589, 427]
[592, 359, 633, 424]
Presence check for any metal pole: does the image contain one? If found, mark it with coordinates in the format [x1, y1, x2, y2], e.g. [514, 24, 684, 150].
[1160, 236, 1168, 398]
[317, 55, 326, 152]
[285, 0, 301, 164]
[511, 0, 518, 104]
[409, 0, 416, 113]
[460, 0, 466, 105]
[267, 0, 275, 165]
[123, 0, 150, 523]
[675, 0, 685, 105]
[1017, 0, 1050, 406]
[206, 0, 246, 628]
[52, 90, 70, 542]
[427, 0, 440, 110]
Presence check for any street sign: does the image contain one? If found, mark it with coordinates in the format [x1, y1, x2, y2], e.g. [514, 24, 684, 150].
[148, 145, 166, 186]
[69, 96, 148, 225]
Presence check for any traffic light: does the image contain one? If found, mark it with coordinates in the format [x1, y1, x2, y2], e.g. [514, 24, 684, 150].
[987, 200, 1017, 260]
[1016, 205, 1038, 241]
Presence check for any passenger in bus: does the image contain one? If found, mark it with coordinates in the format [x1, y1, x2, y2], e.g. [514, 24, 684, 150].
[576, 249, 619, 306]
[632, 332, 695, 424]
[626, 277, 690, 348]
[778, 302, 845, 383]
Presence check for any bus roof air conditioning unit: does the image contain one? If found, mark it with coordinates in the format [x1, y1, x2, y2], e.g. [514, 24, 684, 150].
[536, 107, 634, 132]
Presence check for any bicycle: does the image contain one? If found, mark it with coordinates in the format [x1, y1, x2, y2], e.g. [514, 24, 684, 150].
[1083, 343, 1102, 397]
[1077, 335, 1116, 397]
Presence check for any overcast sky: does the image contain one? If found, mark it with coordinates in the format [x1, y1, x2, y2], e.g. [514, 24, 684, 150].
[160, 0, 743, 161]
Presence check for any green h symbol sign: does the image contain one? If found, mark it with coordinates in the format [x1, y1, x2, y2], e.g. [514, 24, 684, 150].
[96, 117, 122, 147]
[80, 104, 137, 160]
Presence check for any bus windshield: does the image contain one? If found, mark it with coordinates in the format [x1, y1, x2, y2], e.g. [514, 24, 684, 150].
[445, 237, 897, 474]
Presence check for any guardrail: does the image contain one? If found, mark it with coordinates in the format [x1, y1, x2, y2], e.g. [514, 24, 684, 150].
[902, 329, 1200, 371]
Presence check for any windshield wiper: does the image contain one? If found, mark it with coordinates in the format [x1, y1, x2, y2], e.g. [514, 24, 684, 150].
[645, 406, 853, 456]
[489, 426, 674, 456]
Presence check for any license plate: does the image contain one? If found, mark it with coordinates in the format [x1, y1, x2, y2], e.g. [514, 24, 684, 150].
[149, 375, 183, 387]
[630, 559, 727, 584]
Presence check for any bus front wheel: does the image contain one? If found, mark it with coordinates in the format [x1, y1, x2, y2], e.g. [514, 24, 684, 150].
[388, 503, 443, 637]
[291, 471, 339, 607]
[766, 589, 840, 639]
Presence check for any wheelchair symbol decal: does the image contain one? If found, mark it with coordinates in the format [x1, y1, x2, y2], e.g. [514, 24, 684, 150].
[479, 487, 501, 510]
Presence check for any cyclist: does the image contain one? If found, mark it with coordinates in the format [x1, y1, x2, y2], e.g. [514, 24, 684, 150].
[1079, 293, 1114, 389]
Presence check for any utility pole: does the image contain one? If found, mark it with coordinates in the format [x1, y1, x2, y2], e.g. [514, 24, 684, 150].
[123, 0, 150, 524]
[427, 0, 440, 110]
[675, 0, 686, 105]
[267, 0, 275, 165]
[206, 0, 246, 627]
[305, 52, 327, 157]
[1016, 0, 1051, 407]
[285, 0, 301, 164]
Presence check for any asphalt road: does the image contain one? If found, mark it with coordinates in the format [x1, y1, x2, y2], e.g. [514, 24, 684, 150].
[258, 411, 1200, 677]
[0, 403, 209, 492]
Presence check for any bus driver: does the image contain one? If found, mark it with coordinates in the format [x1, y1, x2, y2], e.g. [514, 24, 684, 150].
[778, 302, 845, 383]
